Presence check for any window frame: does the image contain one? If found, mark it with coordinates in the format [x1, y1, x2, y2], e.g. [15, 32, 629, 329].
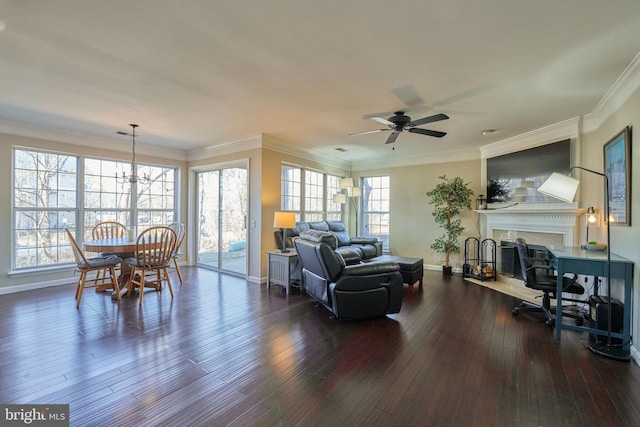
[360, 175, 390, 253]
[13, 147, 79, 270]
[280, 164, 343, 222]
[12, 146, 178, 272]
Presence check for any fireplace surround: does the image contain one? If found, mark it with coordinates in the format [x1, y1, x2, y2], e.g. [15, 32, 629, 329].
[478, 203, 585, 276]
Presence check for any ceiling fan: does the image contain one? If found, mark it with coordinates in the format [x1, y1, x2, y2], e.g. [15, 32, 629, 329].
[349, 111, 449, 145]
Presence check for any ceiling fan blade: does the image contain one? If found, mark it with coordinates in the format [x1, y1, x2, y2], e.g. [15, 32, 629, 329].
[408, 128, 447, 138]
[391, 84, 425, 107]
[385, 131, 401, 144]
[409, 113, 449, 127]
[369, 116, 395, 127]
[348, 129, 389, 136]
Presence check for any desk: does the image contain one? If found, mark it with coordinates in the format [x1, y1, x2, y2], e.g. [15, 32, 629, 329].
[83, 238, 137, 299]
[548, 246, 634, 351]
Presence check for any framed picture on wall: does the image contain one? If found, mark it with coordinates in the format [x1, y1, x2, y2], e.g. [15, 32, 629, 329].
[603, 126, 631, 226]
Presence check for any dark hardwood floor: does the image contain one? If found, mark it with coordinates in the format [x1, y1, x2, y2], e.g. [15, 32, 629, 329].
[2, 268, 640, 426]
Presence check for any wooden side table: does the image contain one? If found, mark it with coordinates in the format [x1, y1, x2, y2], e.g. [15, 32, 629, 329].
[266, 250, 299, 295]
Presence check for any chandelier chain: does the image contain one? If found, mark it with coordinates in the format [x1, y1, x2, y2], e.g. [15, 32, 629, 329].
[116, 123, 148, 184]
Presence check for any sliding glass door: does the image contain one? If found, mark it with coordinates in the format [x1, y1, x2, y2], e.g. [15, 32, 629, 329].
[195, 165, 247, 275]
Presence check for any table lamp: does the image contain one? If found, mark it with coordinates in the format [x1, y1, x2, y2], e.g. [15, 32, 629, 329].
[585, 207, 598, 244]
[538, 167, 628, 361]
[273, 211, 296, 253]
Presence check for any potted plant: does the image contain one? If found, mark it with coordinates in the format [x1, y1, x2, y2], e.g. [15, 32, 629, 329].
[426, 175, 474, 275]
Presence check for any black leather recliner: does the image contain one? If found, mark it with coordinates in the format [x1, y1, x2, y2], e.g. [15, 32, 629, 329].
[275, 220, 381, 264]
[293, 230, 403, 320]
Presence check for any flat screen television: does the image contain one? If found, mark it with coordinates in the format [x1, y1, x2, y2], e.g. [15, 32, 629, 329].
[486, 139, 571, 204]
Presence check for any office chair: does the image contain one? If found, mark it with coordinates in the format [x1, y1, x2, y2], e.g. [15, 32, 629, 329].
[512, 237, 585, 327]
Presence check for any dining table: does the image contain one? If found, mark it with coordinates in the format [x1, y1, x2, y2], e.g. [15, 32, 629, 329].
[82, 237, 138, 299]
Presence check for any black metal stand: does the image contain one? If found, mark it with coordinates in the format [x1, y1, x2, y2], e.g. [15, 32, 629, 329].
[463, 237, 497, 281]
[571, 167, 629, 362]
[589, 342, 630, 361]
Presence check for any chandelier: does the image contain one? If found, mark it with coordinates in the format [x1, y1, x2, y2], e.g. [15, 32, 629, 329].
[116, 124, 149, 184]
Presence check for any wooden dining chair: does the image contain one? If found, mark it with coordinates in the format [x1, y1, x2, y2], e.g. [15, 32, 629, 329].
[168, 222, 186, 285]
[125, 226, 177, 305]
[66, 228, 122, 308]
[91, 221, 127, 281]
[91, 221, 127, 240]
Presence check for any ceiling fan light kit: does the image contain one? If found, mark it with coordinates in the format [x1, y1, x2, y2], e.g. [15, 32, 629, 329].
[350, 111, 449, 148]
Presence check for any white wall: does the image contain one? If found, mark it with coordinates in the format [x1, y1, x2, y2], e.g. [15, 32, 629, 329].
[580, 89, 640, 361]
[354, 159, 482, 270]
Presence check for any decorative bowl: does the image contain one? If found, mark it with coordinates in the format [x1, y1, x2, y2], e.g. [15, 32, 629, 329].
[584, 243, 607, 251]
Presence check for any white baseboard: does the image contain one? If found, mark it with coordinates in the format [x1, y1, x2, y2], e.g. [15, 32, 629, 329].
[0, 278, 74, 295]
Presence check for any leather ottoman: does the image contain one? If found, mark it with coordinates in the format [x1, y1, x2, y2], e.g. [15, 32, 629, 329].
[371, 255, 423, 288]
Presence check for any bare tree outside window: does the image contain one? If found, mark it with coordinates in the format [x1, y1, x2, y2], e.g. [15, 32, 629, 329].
[14, 149, 77, 268]
[13, 148, 177, 271]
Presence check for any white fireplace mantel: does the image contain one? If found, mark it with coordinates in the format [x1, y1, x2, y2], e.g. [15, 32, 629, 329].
[478, 203, 586, 247]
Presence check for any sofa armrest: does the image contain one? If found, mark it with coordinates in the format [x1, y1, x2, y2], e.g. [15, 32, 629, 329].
[350, 238, 382, 256]
[350, 237, 379, 245]
[342, 261, 399, 276]
[333, 267, 402, 292]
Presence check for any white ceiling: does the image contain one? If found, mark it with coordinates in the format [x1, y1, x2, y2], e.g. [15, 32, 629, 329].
[1, 1, 640, 167]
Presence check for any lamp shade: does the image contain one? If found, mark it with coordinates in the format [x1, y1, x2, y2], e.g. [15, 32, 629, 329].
[339, 177, 354, 189]
[586, 207, 598, 224]
[348, 186, 361, 197]
[273, 211, 296, 228]
[537, 172, 580, 203]
[333, 193, 346, 204]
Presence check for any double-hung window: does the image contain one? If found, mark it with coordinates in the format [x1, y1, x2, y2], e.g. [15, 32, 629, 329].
[280, 165, 342, 222]
[12, 147, 177, 271]
[84, 160, 176, 240]
[360, 175, 390, 252]
[13, 149, 78, 269]
[325, 174, 342, 221]
[84, 158, 133, 241]
[304, 170, 324, 222]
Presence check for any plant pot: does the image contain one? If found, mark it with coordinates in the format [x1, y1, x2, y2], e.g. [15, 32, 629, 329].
[442, 266, 453, 275]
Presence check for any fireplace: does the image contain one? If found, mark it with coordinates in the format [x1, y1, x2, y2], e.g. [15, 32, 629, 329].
[499, 240, 548, 279]
[478, 203, 584, 276]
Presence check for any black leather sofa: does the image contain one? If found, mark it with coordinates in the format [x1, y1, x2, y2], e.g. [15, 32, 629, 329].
[275, 220, 381, 264]
[293, 230, 403, 320]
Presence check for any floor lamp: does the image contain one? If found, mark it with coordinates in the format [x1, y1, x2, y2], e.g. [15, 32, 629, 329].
[339, 177, 361, 235]
[348, 186, 361, 235]
[538, 167, 628, 361]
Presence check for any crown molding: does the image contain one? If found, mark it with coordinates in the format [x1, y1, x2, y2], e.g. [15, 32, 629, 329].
[583, 51, 640, 133]
[351, 147, 480, 171]
[0, 117, 187, 161]
[479, 117, 580, 159]
[187, 134, 264, 160]
[479, 52, 640, 159]
[261, 134, 352, 170]
[188, 133, 352, 170]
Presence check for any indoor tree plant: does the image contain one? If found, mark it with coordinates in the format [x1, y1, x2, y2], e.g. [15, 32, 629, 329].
[426, 175, 474, 275]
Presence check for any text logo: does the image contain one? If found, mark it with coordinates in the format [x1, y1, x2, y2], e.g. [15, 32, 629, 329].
[1, 405, 69, 426]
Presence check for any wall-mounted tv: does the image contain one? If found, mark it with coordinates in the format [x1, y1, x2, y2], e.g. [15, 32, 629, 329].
[486, 139, 571, 204]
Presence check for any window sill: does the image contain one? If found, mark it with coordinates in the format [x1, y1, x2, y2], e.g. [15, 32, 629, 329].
[8, 264, 75, 277]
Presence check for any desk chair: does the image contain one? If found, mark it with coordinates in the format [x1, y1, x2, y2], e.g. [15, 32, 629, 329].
[512, 237, 585, 327]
